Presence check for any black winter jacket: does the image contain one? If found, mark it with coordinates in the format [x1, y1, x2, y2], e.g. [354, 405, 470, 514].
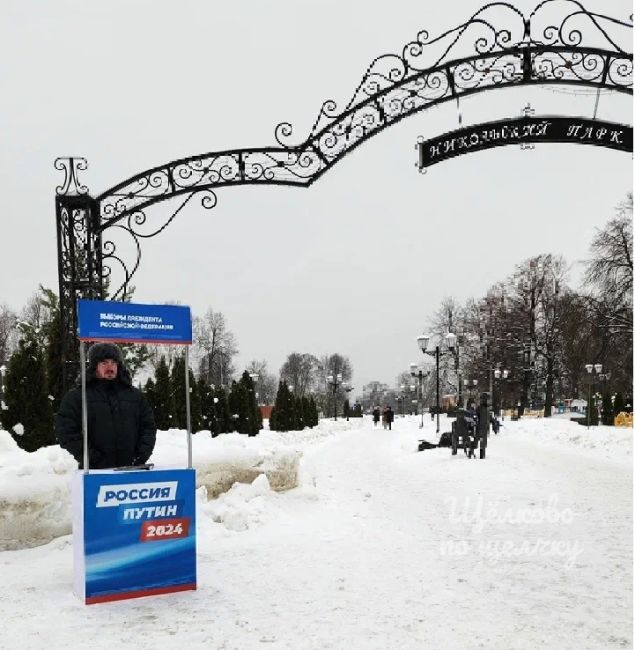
[55, 361, 156, 469]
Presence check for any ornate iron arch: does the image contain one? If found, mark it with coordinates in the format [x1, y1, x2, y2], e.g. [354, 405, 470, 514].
[56, 0, 632, 389]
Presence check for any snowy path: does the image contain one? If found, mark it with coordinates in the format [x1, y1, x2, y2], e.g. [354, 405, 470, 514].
[1, 417, 631, 650]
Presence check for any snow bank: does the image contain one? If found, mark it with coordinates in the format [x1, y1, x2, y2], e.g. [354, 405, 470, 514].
[0, 431, 76, 551]
[0, 422, 336, 551]
[509, 417, 632, 462]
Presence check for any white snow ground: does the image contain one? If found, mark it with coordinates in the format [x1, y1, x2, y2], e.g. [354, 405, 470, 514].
[0, 415, 631, 650]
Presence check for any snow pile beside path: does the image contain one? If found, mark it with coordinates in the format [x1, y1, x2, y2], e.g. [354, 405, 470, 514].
[509, 417, 632, 461]
[153, 421, 339, 497]
[0, 431, 76, 551]
[199, 473, 278, 531]
[0, 420, 340, 550]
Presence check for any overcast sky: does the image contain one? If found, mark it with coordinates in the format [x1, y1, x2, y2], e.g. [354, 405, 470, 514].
[1, 0, 632, 393]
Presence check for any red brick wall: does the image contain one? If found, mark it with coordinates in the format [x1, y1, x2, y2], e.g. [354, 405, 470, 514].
[260, 405, 273, 420]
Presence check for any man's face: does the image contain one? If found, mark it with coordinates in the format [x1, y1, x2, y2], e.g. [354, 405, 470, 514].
[96, 358, 118, 380]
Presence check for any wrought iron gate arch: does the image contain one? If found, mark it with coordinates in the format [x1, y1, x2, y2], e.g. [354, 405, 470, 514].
[55, 0, 632, 389]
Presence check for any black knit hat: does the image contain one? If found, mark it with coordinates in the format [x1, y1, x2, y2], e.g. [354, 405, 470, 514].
[88, 342, 123, 365]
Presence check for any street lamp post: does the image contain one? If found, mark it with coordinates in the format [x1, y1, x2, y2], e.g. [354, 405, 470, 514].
[327, 373, 343, 420]
[584, 363, 605, 429]
[410, 362, 428, 428]
[493, 368, 509, 419]
[249, 372, 259, 406]
[344, 384, 354, 420]
[417, 333, 456, 434]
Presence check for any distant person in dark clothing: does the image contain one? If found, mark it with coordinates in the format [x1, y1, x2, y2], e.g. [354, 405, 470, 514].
[372, 406, 381, 427]
[56, 342, 156, 469]
[384, 406, 394, 430]
[466, 402, 478, 435]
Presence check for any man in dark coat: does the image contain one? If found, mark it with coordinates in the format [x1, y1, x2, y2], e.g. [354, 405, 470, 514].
[56, 342, 156, 469]
[372, 406, 380, 427]
[385, 406, 394, 430]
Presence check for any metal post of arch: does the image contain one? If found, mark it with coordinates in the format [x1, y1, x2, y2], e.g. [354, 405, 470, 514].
[55, 1, 632, 394]
[55, 159, 104, 389]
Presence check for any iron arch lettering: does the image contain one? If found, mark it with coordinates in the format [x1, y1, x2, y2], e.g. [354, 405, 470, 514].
[417, 116, 632, 168]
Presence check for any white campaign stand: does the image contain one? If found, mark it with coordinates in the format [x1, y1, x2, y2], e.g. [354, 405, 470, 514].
[72, 468, 197, 604]
[73, 299, 196, 604]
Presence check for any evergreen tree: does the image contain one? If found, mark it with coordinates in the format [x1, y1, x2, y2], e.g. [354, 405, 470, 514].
[309, 396, 319, 427]
[241, 370, 261, 435]
[227, 380, 243, 432]
[198, 377, 214, 432]
[170, 354, 200, 432]
[601, 393, 614, 425]
[269, 383, 284, 431]
[1, 331, 54, 451]
[270, 381, 297, 432]
[293, 393, 304, 430]
[213, 385, 231, 435]
[39, 288, 64, 413]
[269, 405, 278, 431]
[588, 393, 600, 426]
[227, 371, 261, 435]
[144, 377, 157, 415]
[189, 368, 201, 433]
[171, 354, 187, 429]
[153, 356, 174, 430]
[302, 396, 312, 429]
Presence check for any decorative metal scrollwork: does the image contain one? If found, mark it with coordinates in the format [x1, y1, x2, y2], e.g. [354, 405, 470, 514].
[54, 157, 89, 196]
[306, 1, 632, 136]
[55, 1, 633, 377]
[93, 1, 631, 237]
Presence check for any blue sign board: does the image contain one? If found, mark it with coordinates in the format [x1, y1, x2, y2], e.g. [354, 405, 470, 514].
[78, 299, 192, 345]
[73, 468, 197, 604]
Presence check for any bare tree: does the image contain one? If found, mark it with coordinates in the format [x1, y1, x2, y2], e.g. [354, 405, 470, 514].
[584, 194, 633, 335]
[425, 295, 474, 405]
[532, 256, 569, 416]
[557, 290, 595, 399]
[279, 352, 319, 397]
[316, 353, 353, 415]
[192, 309, 238, 387]
[0, 303, 17, 368]
[245, 359, 277, 405]
[396, 369, 434, 412]
[585, 194, 633, 297]
[19, 289, 58, 347]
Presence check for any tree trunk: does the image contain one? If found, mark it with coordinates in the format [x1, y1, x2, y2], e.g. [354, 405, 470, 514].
[543, 352, 555, 417]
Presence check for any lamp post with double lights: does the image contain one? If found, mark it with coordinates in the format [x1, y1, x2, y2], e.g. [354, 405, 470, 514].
[398, 384, 406, 417]
[583, 363, 608, 429]
[410, 362, 429, 428]
[417, 333, 457, 434]
[327, 373, 343, 420]
[493, 368, 509, 419]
